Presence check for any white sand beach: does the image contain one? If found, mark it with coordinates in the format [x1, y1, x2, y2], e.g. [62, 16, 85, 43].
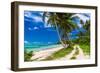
[31, 45, 64, 60]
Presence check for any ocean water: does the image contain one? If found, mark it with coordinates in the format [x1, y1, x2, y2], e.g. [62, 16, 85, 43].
[24, 44, 62, 52]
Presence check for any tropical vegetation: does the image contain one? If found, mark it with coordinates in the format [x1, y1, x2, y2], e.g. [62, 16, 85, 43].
[42, 12, 90, 60]
[24, 50, 33, 61]
[43, 12, 79, 48]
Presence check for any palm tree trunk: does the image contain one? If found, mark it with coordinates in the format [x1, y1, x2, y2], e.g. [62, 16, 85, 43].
[54, 13, 67, 48]
[55, 23, 67, 48]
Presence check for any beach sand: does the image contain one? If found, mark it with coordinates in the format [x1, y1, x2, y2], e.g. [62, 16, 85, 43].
[31, 45, 64, 60]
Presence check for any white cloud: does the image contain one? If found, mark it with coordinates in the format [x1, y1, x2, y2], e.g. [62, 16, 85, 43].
[24, 11, 32, 18]
[28, 27, 39, 30]
[44, 24, 51, 28]
[33, 16, 43, 22]
[72, 14, 90, 25]
[39, 13, 43, 16]
[24, 11, 44, 23]
[32, 42, 41, 44]
[28, 27, 32, 31]
[24, 41, 29, 44]
[78, 23, 83, 28]
[44, 17, 52, 28]
[24, 11, 52, 28]
[33, 27, 39, 30]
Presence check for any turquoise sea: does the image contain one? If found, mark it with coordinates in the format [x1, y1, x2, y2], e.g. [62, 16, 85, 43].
[24, 44, 62, 52]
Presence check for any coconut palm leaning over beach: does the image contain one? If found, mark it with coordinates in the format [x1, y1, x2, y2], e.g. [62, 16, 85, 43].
[43, 12, 79, 48]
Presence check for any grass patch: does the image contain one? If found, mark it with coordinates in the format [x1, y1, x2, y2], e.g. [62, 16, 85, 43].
[43, 46, 74, 61]
[70, 56, 76, 59]
[79, 44, 90, 55]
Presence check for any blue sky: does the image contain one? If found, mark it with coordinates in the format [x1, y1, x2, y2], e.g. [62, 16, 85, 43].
[24, 11, 90, 45]
[24, 11, 59, 45]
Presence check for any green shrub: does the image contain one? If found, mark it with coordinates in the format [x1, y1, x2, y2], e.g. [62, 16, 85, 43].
[24, 50, 33, 61]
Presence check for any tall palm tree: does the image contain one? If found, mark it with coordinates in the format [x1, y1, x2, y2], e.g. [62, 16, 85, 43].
[43, 12, 78, 48]
[43, 12, 65, 47]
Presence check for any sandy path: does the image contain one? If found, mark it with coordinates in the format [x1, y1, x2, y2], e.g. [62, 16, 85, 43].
[76, 45, 86, 59]
[58, 45, 88, 60]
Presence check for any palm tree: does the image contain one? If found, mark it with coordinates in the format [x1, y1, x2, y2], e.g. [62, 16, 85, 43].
[43, 12, 78, 48]
[77, 19, 90, 44]
[83, 20, 90, 44]
[83, 20, 90, 32]
[74, 13, 90, 37]
[43, 12, 65, 47]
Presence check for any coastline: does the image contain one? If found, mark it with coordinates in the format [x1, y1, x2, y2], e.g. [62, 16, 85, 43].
[31, 45, 64, 60]
[25, 44, 63, 52]
[25, 44, 90, 61]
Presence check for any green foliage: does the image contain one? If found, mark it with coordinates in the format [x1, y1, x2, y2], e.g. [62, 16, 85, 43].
[70, 56, 76, 59]
[83, 20, 90, 31]
[79, 44, 90, 55]
[24, 50, 33, 61]
[72, 37, 90, 55]
[71, 19, 90, 56]
[42, 13, 90, 60]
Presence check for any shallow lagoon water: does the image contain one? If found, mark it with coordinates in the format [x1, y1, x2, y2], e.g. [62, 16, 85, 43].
[24, 44, 62, 52]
